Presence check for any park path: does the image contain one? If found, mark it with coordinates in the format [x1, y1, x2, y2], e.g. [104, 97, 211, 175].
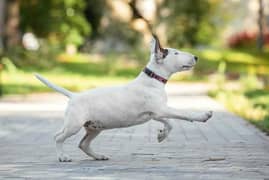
[0, 83, 269, 180]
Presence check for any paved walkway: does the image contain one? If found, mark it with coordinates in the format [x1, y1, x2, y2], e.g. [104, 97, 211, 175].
[0, 83, 269, 180]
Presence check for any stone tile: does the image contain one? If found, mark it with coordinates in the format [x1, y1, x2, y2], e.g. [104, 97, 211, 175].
[0, 84, 269, 179]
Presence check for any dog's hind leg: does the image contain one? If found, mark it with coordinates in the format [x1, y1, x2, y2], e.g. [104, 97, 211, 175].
[79, 130, 109, 160]
[55, 123, 82, 162]
[154, 118, 172, 142]
[54, 127, 64, 140]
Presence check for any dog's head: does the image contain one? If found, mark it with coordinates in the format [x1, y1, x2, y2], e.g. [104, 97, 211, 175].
[149, 35, 198, 74]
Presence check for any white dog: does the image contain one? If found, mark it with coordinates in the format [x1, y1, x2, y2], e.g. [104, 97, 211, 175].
[35, 35, 212, 162]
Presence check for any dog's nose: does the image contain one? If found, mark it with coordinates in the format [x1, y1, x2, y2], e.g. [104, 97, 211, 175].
[194, 56, 198, 62]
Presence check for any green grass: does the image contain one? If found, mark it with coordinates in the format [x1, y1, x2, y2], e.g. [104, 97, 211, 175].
[1, 52, 198, 95]
[2, 70, 131, 95]
[1, 51, 211, 95]
[2, 47, 269, 96]
[188, 48, 269, 75]
[1, 55, 137, 95]
[209, 87, 269, 134]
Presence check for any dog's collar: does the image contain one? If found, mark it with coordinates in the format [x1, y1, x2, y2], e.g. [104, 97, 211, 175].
[143, 67, 168, 84]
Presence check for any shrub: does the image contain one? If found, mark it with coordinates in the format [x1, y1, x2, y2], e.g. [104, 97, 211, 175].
[227, 30, 269, 48]
[4, 40, 62, 69]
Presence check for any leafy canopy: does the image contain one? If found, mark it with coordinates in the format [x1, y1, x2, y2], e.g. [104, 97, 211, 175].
[20, 0, 91, 46]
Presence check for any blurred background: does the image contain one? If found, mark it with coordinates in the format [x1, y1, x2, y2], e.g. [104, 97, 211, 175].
[0, 0, 268, 132]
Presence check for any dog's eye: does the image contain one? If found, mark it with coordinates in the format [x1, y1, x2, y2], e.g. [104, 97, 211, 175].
[174, 52, 179, 55]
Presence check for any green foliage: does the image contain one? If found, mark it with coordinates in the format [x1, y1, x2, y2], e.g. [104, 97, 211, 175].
[187, 48, 269, 75]
[209, 74, 269, 133]
[239, 75, 263, 90]
[85, 0, 106, 36]
[163, 0, 223, 47]
[20, 0, 91, 46]
[4, 40, 61, 69]
[1, 52, 143, 95]
[2, 57, 18, 73]
[101, 21, 142, 48]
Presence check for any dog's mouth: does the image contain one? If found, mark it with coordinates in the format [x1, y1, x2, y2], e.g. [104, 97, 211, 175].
[182, 65, 193, 69]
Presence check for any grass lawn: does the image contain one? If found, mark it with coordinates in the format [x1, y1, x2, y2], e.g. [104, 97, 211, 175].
[2, 70, 131, 95]
[1, 47, 269, 96]
[188, 48, 269, 75]
[209, 86, 269, 134]
[1, 54, 138, 95]
[1, 52, 201, 95]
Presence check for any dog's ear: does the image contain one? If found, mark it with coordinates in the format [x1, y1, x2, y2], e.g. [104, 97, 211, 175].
[150, 34, 168, 64]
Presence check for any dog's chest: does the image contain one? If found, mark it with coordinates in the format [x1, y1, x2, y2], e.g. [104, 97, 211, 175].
[105, 94, 155, 128]
[89, 93, 157, 129]
[126, 111, 155, 126]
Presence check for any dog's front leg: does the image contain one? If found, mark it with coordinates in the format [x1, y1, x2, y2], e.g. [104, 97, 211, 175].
[154, 118, 172, 142]
[158, 106, 212, 122]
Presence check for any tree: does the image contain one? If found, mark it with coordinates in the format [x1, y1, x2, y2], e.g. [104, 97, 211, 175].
[5, 0, 20, 48]
[161, 0, 222, 47]
[0, 0, 4, 96]
[84, 0, 106, 37]
[20, 0, 91, 47]
[0, 0, 5, 51]
[257, 0, 264, 51]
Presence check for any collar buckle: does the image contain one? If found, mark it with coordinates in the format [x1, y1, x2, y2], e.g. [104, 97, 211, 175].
[149, 72, 154, 78]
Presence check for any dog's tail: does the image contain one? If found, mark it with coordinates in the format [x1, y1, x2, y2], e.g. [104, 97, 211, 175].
[35, 73, 73, 98]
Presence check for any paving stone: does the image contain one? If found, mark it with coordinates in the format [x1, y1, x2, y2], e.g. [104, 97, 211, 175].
[0, 83, 269, 179]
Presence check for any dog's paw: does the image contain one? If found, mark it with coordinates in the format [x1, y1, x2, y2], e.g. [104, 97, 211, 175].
[201, 111, 213, 122]
[58, 154, 72, 162]
[157, 129, 168, 143]
[94, 155, 109, 161]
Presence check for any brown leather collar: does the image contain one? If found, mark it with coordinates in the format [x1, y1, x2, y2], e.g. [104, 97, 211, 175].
[143, 67, 167, 84]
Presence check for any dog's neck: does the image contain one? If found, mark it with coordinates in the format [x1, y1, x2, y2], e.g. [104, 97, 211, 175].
[136, 72, 166, 89]
[145, 54, 174, 80]
[143, 67, 167, 84]
[145, 56, 173, 80]
[134, 55, 173, 88]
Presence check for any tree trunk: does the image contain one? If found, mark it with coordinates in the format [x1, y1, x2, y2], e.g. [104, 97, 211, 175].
[0, 0, 5, 51]
[129, 0, 153, 34]
[5, 0, 20, 48]
[257, 0, 264, 51]
[0, 0, 5, 96]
